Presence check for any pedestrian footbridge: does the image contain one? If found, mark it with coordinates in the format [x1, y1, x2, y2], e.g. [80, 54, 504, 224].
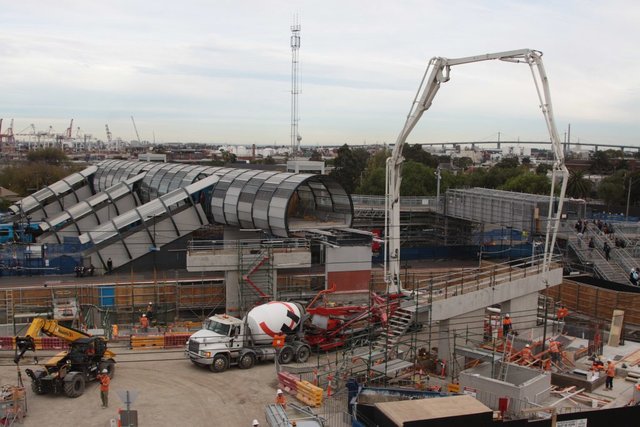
[363, 255, 563, 365]
[404, 255, 562, 321]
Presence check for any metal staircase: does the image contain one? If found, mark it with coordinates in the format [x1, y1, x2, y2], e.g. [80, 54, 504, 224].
[567, 227, 629, 284]
[239, 246, 273, 312]
[370, 307, 414, 357]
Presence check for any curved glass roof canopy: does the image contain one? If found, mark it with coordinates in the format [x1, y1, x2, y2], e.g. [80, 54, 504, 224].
[91, 160, 353, 237]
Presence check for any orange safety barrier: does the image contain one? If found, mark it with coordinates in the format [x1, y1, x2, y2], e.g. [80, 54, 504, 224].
[41, 337, 66, 350]
[163, 333, 191, 348]
[34, 337, 66, 350]
[183, 321, 203, 331]
[295, 380, 323, 407]
[1, 336, 65, 350]
[33, 337, 44, 350]
[0, 337, 15, 350]
[278, 371, 299, 393]
[130, 335, 164, 349]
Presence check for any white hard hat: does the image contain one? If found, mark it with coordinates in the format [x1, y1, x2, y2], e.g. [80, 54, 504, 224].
[148, 302, 153, 305]
[142, 314, 146, 317]
[505, 313, 510, 317]
[525, 344, 530, 348]
[277, 389, 283, 394]
[102, 369, 108, 373]
[607, 359, 612, 363]
[252, 420, 259, 426]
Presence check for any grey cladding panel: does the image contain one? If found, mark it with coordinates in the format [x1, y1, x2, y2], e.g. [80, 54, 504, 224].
[223, 170, 261, 226]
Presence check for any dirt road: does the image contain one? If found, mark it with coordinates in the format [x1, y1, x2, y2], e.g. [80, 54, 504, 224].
[0, 349, 281, 426]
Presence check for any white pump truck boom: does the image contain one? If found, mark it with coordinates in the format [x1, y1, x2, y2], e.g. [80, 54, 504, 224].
[187, 301, 311, 372]
[385, 49, 568, 292]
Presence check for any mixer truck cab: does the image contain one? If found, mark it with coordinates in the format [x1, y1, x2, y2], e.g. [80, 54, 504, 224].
[186, 301, 312, 373]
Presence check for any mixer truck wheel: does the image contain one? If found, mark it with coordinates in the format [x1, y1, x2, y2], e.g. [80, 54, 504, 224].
[210, 354, 229, 373]
[296, 345, 311, 363]
[238, 352, 256, 369]
[278, 345, 294, 364]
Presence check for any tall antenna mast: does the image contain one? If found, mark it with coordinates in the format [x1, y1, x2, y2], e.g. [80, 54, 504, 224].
[290, 16, 301, 159]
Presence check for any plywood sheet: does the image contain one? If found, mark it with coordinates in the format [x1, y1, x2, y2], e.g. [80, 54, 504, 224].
[608, 309, 624, 347]
[375, 394, 492, 425]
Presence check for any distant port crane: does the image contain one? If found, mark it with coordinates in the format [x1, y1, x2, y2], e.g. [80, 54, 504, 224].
[131, 116, 142, 144]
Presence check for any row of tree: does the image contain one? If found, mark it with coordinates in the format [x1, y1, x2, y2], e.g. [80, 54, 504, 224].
[0, 149, 83, 208]
[328, 144, 640, 209]
[2, 146, 638, 212]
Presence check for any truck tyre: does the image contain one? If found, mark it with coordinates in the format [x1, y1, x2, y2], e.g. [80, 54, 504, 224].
[278, 345, 294, 364]
[101, 359, 116, 378]
[63, 372, 86, 398]
[210, 354, 229, 373]
[295, 344, 311, 363]
[238, 352, 256, 369]
[31, 380, 44, 395]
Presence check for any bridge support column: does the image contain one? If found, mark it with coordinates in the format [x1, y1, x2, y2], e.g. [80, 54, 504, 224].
[437, 319, 451, 367]
[437, 308, 486, 375]
[225, 270, 240, 317]
[501, 292, 539, 333]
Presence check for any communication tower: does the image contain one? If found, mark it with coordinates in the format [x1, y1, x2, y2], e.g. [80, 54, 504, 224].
[290, 17, 301, 159]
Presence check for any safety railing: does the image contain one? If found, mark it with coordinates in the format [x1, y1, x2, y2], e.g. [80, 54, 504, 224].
[187, 238, 310, 253]
[413, 254, 562, 303]
[351, 195, 438, 209]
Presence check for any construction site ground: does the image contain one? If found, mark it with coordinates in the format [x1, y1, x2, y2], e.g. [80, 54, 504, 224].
[0, 347, 299, 427]
[1, 336, 640, 426]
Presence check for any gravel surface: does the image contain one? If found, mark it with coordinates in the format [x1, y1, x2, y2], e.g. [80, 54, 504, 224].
[0, 349, 282, 427]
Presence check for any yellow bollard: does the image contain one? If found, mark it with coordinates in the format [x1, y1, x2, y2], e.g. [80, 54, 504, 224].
[112, 324, 119, 338]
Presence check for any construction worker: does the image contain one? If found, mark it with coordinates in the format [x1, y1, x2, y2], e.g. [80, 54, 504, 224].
[591, 355, 605, 372]
[502, 314, 513, 337]
[557, 305, 569, 321]
[556, 305, 569, 334]
[275, 388, 287, 409]
[549, 340, 561, 365]
[145, 302, 154, 323]
[606, 360, 615, 390]
[140, 313, 149, 332]
[252, 420, 260, 426]
[97, 368, 110, 408]
[521, 344, 532, 364]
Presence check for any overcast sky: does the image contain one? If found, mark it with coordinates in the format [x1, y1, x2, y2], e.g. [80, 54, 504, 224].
[1, 1, 639, 147]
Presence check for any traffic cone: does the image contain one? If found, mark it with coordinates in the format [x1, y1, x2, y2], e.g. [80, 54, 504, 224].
[327, 374, 334, 397]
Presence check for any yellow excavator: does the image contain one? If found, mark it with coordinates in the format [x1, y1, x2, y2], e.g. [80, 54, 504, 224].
[14, 318, 116, 398]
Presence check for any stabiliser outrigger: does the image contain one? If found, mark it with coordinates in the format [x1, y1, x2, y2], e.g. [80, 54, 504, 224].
[14, 318, 116, 398]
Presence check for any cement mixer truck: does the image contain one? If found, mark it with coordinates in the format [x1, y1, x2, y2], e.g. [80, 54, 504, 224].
[186, 301, 312, 372]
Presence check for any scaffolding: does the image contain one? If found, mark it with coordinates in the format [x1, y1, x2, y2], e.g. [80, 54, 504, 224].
[445, 188, 587, 235]
[0, 276, 225, 336]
